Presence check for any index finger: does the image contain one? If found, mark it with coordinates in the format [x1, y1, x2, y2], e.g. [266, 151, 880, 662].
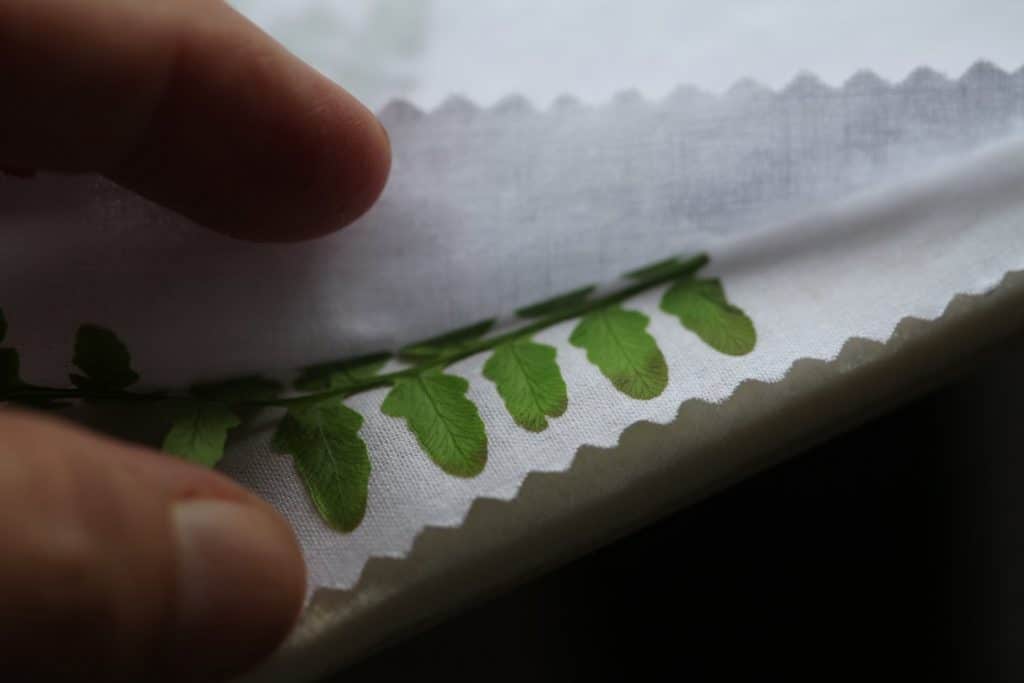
[0, 0, 391, 241]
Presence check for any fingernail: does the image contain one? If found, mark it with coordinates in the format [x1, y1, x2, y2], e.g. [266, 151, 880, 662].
[171, 500, 305, 677]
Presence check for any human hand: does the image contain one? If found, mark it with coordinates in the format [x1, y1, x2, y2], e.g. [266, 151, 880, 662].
[0, 411, 306, 681]
[0, 0, 392, 679]
[1, 0, 391, 241]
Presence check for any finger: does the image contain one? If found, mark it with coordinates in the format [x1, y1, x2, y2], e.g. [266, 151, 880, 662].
[0, 410, 306, 682]
[0, 0, 390, 241]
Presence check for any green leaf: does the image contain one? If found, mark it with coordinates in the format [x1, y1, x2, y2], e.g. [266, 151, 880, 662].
[0, 347, 66, 408]
[516, 286, 595, 319]
[70, 324, 139, 390]
[272, 399, 370, 532]
[163, 402, 241, 468]
[624, 253, 708, 282]
[0, 311, 74, 408]
[661, 278, 756, 356]
[161, 376, 283, 466]
[0, 348, 22, 392]
[399, 319, 495, 362]
[294, 352, 390, 391]
[483, 340, 567, 431]
[570, 305, 668, 400]
[381, 368, 487, 476]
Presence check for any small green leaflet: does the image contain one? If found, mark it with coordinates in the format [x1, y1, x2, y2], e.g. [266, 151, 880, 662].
[0, 321, 61, 406]
[516, 286, 595, 319]
[0, 310, 15, 390]
[0, 348, 21, 391]
[0, 310, 65, 408]
[272, 399, 370, 532]
[0, 251, 761, 535]
[399, 319, 495, 362]
[382, 368, 487, 476]
[163, 403, 241, 467]
[625, 254, 707, 282]
[70, 324, 139, 390]
[483, 340, 567, 432]
[294, 352, 390, 391]
[0, 309, 22, 393]
[661, 278, 756, 356]
[162, 375, 282, 466]
[570, 305, 668, 400]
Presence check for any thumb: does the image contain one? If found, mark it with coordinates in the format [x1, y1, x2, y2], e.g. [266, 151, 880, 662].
[0, 410, 306, 682]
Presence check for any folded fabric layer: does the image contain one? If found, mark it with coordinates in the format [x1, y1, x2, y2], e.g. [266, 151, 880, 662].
[233, 0, 1024, 110]
[2, 71, 1024, 597]
[8, 3, 1024, 677]
[239, 136, 1024, 681]
[3, 64, 1022, 386]
[252, 264, 1024, 683]
[214, 134, 1024, 591]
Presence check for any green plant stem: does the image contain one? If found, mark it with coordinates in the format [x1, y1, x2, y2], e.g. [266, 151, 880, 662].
[1, 386, 171, 403]
[245, 252, 709, 409]
[0, 253, 709, 411]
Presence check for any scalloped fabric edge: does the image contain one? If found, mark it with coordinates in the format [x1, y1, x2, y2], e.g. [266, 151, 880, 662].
[247, 264, 1024, 683]
[377, 59, 1024, 124]
[217, 134, 1024, 598]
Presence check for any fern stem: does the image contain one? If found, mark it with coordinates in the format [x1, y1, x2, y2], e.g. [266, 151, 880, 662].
[0, 386, 171, 404]
[1, 253, 708, 411]
[246, 252, 709, 409]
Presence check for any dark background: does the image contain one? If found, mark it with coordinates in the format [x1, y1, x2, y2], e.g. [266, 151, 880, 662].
[332, 341, 1024, 682]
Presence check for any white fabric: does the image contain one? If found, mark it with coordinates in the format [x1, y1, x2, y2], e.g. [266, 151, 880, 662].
[235, 0, 1024, 110]
[243, 169, 1024, 683]
[4, 91, 1024, 592]
[227, 136, 1024, 589]
[3, 1, 1024, 595]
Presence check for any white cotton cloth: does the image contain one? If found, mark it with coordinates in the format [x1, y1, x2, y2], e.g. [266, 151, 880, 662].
[226, 133, 1024, 590]
[243, 142, 1024, 683]
[3, 69, 1024, 593]
[3, 5, 1024, 671]
[233, 0, 1024, 111]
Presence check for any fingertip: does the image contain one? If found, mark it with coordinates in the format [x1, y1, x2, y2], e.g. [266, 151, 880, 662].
[102, 1, 391, 243]
[314, 101, 393, 240]
[218, 89, 392, 243]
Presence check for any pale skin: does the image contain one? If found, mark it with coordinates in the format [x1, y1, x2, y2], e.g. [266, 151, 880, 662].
[0, 0, 391, 680]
